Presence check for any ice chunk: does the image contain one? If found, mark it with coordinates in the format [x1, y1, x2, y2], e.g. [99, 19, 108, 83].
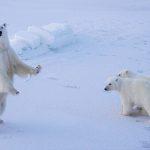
[42, 23, 75, 49]
[14, 31, 41, 49]
[28, 26, 54, 45]
[10, 35, 31, 55]
[10, 23, 76, 59]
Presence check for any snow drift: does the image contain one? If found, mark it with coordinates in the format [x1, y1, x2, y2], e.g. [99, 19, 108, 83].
[10, 23, 76, 58]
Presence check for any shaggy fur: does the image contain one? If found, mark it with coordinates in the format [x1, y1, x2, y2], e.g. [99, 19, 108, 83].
[0, 23, 41, 122]
[104, 77, 150, 116]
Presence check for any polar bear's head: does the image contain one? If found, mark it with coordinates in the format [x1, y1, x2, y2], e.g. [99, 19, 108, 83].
[117, 69, 136, 78]
[104, 77, 122, 91]
[0, 23, 7, 37]
[0, 23, 9, 49]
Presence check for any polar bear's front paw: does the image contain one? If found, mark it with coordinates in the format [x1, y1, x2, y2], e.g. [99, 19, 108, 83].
[16, 91, 20, 95]
[13, 90, 19, 95]
[10, 88, 20, 95]
[33, 65, 41, 75]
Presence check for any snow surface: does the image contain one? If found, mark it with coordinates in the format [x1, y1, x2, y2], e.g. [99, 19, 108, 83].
[0, 0, 150, 150]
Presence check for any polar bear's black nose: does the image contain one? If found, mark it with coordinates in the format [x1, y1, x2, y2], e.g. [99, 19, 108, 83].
[104, 87, 108, 91]
[0, 31, 2, 36]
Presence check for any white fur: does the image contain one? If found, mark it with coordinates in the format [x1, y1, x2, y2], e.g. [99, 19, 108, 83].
[104, 77, 150, 116]
[117, 69, 149, 115]
[117, 69, 150, 80]
[0, 23, 41, 121]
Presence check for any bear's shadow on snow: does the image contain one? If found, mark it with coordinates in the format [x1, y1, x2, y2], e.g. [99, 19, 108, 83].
[134, 116, 150, 128]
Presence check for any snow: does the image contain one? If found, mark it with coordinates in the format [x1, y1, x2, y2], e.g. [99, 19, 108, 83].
[10, 23, 76, 59]
[0, 0, 150, 150]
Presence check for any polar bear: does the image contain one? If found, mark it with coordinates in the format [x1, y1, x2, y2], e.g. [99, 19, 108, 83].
[117, 69, 150, 80]
[0, 23, 41, 123]
[117, 69, 150, 115]
[117, 69, 136, 78]
[104, 76, 150, 116]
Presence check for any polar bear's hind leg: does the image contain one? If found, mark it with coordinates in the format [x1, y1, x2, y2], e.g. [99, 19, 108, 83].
[0, 94, 7, 115]
[0, 93, 7, 123]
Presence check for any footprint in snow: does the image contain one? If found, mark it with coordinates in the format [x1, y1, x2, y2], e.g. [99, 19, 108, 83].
[62, 84, 80, 89]
[48, 76, 59, 81]
[47, 76, 80, 89]
[137, 70, 143, 73]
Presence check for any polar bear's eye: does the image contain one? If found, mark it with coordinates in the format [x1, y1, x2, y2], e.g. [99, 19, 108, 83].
[118, 74, 121, 76]
[109, 83, 112, 86]
[1, 27, 3, 29]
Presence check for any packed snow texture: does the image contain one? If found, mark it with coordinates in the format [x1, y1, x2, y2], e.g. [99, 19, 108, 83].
[0, 0, 150, 150]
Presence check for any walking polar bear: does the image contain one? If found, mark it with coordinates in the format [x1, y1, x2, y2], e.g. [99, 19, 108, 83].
[104, 76, 150, 116]
[117, 69, 150, 115]
[0, 23, 41, 122]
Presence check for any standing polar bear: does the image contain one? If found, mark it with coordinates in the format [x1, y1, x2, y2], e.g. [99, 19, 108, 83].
[0, 23, 41, 123]
[104, 77, 150, 116]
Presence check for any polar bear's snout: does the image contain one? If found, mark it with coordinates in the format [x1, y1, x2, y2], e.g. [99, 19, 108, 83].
[104, 77, 120, 91]
[104, 84, 112, 91]
[104, 87, 109, 91]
